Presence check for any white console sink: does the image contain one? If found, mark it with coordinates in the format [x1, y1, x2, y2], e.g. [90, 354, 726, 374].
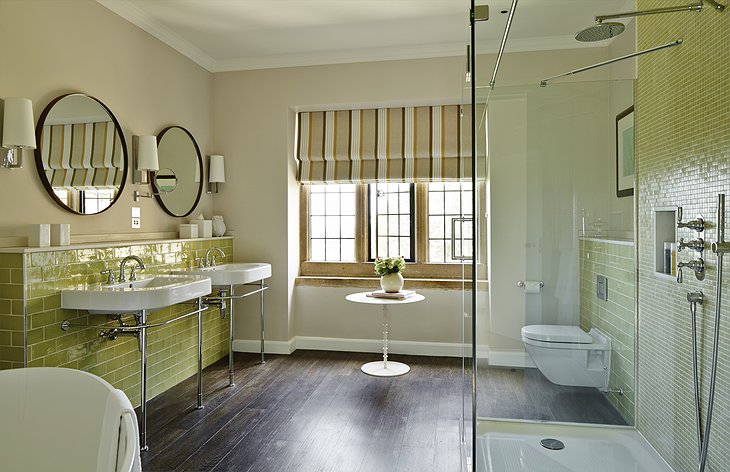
[61, 275, 212, 314]
[172, 262, 272, 288]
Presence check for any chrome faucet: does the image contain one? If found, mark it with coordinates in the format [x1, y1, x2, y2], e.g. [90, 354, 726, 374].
[119, 255, 146, 282]
[205, 247, 225, 267]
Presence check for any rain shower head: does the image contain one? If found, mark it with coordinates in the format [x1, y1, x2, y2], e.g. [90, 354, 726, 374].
[575, 21, 625, 42]
[577, 1, 725, 43]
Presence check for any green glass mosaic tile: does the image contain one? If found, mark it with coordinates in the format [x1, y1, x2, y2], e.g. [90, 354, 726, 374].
[635, 2, 729, 470]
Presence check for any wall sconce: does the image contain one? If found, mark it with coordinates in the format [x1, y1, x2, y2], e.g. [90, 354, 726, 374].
[132, 135, 159, 201]
[1, 97, 36, 169]
[207, 154, 225, 194]
[133, 135, 159, 184]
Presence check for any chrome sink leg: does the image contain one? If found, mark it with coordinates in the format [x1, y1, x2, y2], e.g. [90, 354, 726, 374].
[226, 285, 235, 387]
[196, 297, 204, 410]
[138, 309, 149, 452]
[260, 279, 266, 365]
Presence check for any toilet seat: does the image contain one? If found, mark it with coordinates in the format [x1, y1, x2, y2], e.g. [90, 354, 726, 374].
[521, 325, 593, 344]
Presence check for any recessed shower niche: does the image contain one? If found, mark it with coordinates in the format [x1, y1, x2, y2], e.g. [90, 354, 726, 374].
[654, 208, 677, 279]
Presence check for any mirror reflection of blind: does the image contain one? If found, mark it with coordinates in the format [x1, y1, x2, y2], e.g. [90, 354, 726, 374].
[41, 122, 123, 189]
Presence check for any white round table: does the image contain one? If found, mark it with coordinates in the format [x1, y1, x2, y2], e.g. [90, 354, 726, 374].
[345, 291, 425, 377]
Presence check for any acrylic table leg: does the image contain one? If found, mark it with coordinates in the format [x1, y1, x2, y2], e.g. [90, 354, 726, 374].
[360, 304, 409, 377]
[382, 305, 389, 368]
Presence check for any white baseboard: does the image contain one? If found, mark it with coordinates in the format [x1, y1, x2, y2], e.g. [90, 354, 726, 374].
[232, 336, 468, 358]
[488, 349, 536, 368]
[232, 338, 536, 367]
[232, 338, 295, 355]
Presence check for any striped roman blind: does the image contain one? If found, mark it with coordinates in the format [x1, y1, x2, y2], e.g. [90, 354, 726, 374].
[295, 104, 474, 184]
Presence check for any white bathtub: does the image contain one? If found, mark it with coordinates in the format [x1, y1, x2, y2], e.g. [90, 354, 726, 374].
[477, 419, 674, 472]
[0, 367, 140, 472]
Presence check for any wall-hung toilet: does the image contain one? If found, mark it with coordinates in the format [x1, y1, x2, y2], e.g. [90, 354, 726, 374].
[521, 325, 612, 391]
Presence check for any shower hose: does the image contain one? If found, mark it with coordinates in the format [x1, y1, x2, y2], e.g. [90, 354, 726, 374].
[690, 211, 724, 472]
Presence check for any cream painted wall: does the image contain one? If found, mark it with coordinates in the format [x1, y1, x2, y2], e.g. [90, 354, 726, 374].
[0, 0, 630, 354]
[295, 287, 467, 343]
[0, 0, 212, 244]
[211, 47, 618, 349]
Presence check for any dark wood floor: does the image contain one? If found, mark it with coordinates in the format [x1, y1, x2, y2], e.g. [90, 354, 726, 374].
[477, 366, 627, 425]
[140, 351, 466, 472]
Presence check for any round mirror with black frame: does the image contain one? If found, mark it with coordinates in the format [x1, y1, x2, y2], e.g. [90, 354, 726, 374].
[34, 93, 128, 215]
[153, 126, 203, 217]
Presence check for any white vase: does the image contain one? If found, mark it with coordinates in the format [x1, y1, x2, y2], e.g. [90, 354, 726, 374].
[211, 215, 226, 237]
[380, 272, 404, 293]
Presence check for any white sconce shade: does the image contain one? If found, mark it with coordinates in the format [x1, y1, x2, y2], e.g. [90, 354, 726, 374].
[2, 97, 36, 149]
[209, 155, 225, 183]
[1, 97, 36, 169]
[136, 135, 159, 171]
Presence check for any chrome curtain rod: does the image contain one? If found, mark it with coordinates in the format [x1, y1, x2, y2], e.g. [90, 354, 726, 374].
[597, 2, 701, 21]
[489, 0, 518, 90]
[596, 0, 723, 20]
[540, 39, 683, 87]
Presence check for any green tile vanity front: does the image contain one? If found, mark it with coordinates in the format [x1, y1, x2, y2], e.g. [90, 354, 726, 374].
[0, 238, 233, 408]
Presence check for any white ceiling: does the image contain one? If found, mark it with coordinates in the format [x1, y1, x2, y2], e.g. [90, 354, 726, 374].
[97, 0, 636, 72]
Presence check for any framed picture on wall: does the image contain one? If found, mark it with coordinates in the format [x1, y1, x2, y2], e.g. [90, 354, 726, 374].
[616, 105, 635, 198]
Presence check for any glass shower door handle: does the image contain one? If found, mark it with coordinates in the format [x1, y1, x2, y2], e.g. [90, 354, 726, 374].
[451, 217, 474, 261]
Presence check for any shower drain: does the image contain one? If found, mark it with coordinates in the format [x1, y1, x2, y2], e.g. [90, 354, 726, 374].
[540, 438, 565, 450]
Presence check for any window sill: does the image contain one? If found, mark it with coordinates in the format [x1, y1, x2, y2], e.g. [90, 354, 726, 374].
[295, 275, 488, 291]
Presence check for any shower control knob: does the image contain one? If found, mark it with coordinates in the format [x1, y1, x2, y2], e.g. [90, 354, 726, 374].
[678, 237, 705, 253]
[677, 258, 705, 283]
[677, 215, 705, 233]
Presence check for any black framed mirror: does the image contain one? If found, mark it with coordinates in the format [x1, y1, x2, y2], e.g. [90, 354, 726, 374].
[153, 126, 203, 217]
[34, 93, 128, 215]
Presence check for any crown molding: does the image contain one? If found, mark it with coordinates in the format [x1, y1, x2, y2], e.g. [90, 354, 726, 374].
[476, 34, 615, 55]
[210, 41, 469, 72]
[98, 0, 610, 73]
[97, 0, 218, 71]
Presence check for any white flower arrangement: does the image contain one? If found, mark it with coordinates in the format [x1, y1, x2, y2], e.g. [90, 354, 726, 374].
[374, 256, 406, 276]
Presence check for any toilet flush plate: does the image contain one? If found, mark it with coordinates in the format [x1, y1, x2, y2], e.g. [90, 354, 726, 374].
[597, 275, 608, 301]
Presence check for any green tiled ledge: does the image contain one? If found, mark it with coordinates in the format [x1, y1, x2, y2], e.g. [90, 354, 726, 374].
[0, 237, 234, 407]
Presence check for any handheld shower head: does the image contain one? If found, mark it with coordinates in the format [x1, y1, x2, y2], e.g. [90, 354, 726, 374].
[575, 21, 625, 42]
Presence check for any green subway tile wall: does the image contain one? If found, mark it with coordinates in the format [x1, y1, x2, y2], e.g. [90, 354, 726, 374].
[0, 238, 234, 407]
[636, 1, 730, 471]
[579, 239, 635, 425]
[0, 253, 25, 370]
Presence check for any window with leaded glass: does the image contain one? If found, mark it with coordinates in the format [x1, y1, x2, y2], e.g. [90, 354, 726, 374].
[308, 184, 357, 262]
[368, 183, 414, 261]
[427, 182, 474, 262]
